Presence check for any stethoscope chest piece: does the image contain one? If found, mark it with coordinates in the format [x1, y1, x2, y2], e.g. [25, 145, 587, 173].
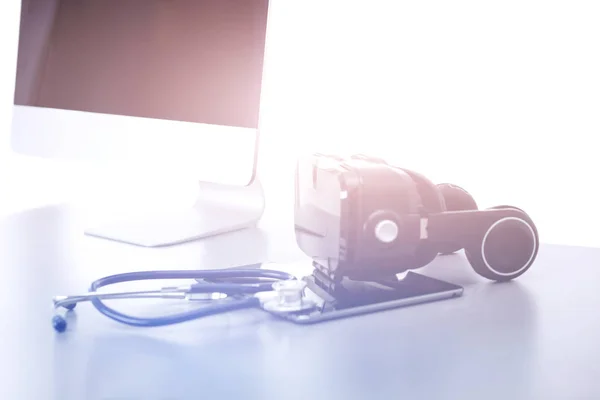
[260, 279, 317, 314]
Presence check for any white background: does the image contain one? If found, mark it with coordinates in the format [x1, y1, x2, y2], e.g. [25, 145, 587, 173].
[1, 1, 600, 247]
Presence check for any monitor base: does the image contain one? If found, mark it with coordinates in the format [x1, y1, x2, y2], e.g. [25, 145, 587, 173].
[84, 179, 265, 247]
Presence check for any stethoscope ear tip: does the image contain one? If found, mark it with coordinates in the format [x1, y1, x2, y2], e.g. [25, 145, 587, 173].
[52, 315, 67, 333]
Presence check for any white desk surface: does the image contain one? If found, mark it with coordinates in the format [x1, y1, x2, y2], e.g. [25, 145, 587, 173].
[1, 202, 600, 400]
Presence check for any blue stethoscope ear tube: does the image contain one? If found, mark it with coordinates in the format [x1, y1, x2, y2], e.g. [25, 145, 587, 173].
[52, 266, 296, 332]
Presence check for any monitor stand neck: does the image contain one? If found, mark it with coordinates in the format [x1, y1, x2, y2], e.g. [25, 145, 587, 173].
[84, 178, 265, 247]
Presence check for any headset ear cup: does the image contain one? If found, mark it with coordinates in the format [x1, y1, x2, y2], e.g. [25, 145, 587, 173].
[436, 184, 478, 255]
[464, 206, 539, 281]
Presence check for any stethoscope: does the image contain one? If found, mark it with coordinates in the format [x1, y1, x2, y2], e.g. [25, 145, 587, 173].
[52, 264, 316, 332]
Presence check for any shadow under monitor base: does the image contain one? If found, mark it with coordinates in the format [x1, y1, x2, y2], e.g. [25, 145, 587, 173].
[84, 179, 265, 247]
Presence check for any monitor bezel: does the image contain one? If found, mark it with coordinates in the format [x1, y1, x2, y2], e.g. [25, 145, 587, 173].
[10, 0, 271, 187]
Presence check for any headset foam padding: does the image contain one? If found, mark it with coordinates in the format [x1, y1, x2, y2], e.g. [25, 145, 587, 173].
[397, 167, 446, 266]
[397, 168, 446, 213]
[435, 183, 478, 254]
[437, 183, 478, 212]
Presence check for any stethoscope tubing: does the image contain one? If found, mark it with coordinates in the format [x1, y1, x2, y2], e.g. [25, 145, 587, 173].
[52, 266, 296, 331]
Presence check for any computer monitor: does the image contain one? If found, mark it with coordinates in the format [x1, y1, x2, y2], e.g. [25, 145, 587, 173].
[11, 0, 270, 246]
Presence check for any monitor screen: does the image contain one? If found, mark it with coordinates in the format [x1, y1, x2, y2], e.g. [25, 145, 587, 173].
[14, 0, 269, 129]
